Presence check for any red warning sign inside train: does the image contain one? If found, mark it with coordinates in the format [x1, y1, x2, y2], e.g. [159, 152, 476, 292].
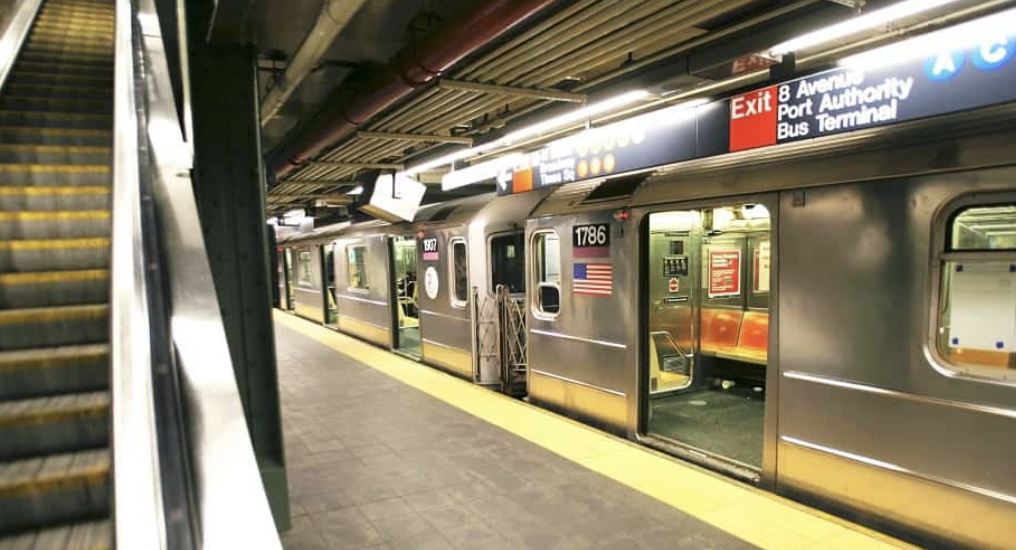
[668, 277, 680, 293]
[708, 249, 741, 298]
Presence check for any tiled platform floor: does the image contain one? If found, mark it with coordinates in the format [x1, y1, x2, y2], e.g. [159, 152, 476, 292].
[275, 319, 760, 550]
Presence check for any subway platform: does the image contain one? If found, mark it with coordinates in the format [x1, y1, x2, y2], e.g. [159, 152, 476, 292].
[274, 312, 921, 550]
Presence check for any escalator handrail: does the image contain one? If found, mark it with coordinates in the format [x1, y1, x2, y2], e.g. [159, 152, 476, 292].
[126, 0, 286, 547]
[110, 0, 175, 547]
[0, 0, 43, 92]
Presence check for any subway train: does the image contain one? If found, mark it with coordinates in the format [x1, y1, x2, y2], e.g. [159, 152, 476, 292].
[276, 54, 1016, 550]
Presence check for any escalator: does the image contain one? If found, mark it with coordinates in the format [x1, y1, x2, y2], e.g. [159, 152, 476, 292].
[0, 0, 113, 546]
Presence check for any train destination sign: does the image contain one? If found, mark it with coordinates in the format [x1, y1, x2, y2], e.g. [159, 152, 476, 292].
[495, 9, 1016, 195]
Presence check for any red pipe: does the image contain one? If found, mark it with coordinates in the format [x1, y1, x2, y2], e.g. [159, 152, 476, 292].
[270, 0, 559, 179]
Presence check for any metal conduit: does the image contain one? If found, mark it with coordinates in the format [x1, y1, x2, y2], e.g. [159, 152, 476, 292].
[463, 0, 634, 81]
[281, 0, 698, 180]
[477, 0, 824, 134]
[478, 0, 674, 83]
[270, 0, 559, 178]
[515, 0, 750, 87]
[260, 0, 370, 124]
[457, 0, 607, 78]
[270, 0, 823, 199]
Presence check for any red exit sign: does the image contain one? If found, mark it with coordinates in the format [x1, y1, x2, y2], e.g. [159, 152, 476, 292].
[729, 86, 777, 152]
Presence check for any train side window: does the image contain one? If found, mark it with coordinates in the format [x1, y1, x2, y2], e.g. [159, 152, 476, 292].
[491, 233, 525, 293]
[298, 251, 312, 285]
[936, 203, 1016, 382]
[347, 245, 369, 290]
[533, 231, 561, 317]
[450, 238, 468, 308]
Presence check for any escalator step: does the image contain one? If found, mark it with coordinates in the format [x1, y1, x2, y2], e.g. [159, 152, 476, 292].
[19, 52, 111, 66]
[0, 449, 110, 533]
[0, 392, 109, 461]
[0, 127, 110, 146]
[0, 305, 108, 350]
[0, 145, 110, 165]
[5, 73, 111, 88]
[29, 29, 113, 42]
[0, 98, 112, 115]
[0, 186, 110, 211]
[0, 269, 109, 308]
[4, 84, 110, 101]
[0, 237, 110, 272]
[0, 165, 110, 185]
[0, 344, 109, 401]
[0, 210, 110, 239]
[13, 62, 111, 78]
[0, 110, 111, 130]
[0, 519, 112, 550]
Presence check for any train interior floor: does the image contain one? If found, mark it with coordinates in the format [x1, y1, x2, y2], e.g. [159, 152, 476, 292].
[647, 388, 765, 468]
[274, 312, 920, 550]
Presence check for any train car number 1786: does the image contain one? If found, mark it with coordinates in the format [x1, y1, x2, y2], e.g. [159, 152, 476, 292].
[573, 223, 610, 249]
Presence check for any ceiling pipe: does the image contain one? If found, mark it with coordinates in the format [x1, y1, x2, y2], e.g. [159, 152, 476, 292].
[260, 0, 370, 125]
[269, 0, 559, 179]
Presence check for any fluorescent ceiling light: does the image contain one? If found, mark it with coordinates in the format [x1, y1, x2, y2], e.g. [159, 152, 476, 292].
[501, 89, 651, 143]
[283, 209, 305, 219]
[441, 153, 526, 191]
[841, 7, 1016, 69]
[769, 0, 965, 56]
[347, 185, 364, 195]
[401, 89, 650, 177]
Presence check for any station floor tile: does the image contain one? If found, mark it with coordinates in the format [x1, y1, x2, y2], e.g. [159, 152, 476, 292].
[273, 312, 922, 550]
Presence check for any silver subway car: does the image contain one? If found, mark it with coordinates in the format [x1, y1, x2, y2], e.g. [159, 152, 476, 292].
[276, 115, 1016, 550]
[522, 108, 1016, 550]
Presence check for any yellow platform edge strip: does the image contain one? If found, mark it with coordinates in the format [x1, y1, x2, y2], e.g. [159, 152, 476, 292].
[275, 311, 924, 550]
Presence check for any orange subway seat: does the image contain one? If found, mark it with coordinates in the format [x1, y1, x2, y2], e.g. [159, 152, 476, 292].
[735, 311, 769, 361]
[700, 308, 741, 353]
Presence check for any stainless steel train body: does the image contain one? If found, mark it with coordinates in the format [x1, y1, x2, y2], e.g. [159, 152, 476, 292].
[278, 106, 1016, 550]
[523, 107, 1016, 550]
[288, 243, 326, 324]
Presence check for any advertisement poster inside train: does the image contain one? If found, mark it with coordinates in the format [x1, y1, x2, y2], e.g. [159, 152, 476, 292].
[754, 240, 771, 294]
[708, 249, 741, 298]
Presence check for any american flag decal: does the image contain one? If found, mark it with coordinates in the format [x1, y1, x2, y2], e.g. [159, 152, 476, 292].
[573, 262, 613, 296]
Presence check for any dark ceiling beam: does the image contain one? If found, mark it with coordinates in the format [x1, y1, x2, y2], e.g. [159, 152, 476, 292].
[437, 79, 587, 103]
[204, 0, 256, 44]
[357, 131, 474, 146]
[268, 0, 559, 179]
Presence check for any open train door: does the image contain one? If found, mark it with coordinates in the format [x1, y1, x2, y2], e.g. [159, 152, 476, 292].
[474, 232, 528, 396]
[641, 196, 777, 484]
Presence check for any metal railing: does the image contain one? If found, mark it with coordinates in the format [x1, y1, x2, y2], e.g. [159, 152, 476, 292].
[111, 0, 285, 547]
[0, 0, 43, 91]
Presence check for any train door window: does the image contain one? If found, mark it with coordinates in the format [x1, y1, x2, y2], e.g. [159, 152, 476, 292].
[297, 250, 312, 285]
[391, 236, 420, 356]
[450, 238, 468, 308]
[533, 231, 561, 316]
[323, 245, 337, 326]
[936, 203, 1016, 382]
[347, 245, 369, 290]
[645, 203, 771, 471]
[491, 233, 525, 293]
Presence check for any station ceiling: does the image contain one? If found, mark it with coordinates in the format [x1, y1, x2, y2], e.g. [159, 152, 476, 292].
[218, 0, 998, 222]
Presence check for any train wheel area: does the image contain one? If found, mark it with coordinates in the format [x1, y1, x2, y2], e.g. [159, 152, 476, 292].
[274, 311, 919, 550]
